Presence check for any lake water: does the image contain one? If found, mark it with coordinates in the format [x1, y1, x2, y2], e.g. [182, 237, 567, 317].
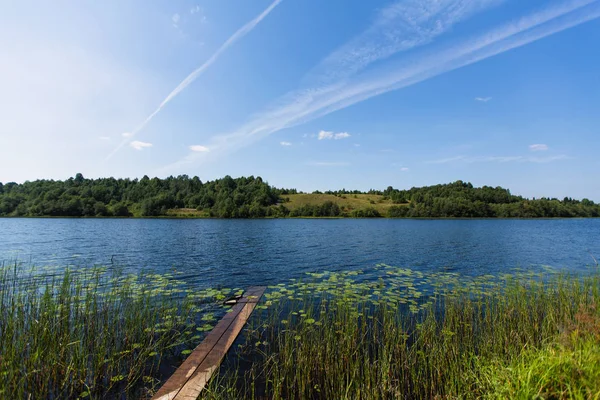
[1, 218, 599, 288]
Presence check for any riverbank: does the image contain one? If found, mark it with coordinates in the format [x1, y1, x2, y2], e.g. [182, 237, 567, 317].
[1, 264, 599, 399]
[201, 266, 600, 399]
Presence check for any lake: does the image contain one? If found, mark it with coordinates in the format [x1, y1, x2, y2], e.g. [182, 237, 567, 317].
[1, 218, 599, 288]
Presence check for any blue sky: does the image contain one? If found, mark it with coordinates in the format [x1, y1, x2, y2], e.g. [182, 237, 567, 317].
[1, 0, 599, 200]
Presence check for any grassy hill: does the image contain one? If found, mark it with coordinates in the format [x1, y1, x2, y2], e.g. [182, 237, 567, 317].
[282, 193, 404, 215]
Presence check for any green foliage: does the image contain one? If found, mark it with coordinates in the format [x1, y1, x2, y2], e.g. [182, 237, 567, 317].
[289, 201, 342, 217]
[384, 180, 600, 218]
[0, 174, 282, 218]
[350, 207, 381, 218]
[0, 265, 236, 399]
[483, 336, 600, 399]
[202, 266, 600, 399]
[388, 205, 409, 218]
[0, 175, 598, 218]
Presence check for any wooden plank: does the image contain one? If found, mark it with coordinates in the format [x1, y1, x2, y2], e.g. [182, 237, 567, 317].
[151, 303, 246, 400]
[174, 299, 261, 399]
[152, 286, 266, 400]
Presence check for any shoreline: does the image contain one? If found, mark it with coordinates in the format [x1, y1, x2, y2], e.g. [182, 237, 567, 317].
[0, 215, 598, 220]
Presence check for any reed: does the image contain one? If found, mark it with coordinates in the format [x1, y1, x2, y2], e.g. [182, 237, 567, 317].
[202, 266, 600, 399]
[0, 263, 235, 399]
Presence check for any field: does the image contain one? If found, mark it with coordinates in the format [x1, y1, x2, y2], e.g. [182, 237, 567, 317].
[165, 208, 211, 218]
[165, 194, 408, 218]
[282, 193, 404, 215]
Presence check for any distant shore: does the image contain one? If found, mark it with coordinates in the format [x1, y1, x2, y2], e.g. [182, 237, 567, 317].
[2, 176, 598, 218]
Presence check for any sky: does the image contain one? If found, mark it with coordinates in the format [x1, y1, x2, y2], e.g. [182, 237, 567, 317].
[1, 0, 599, 200]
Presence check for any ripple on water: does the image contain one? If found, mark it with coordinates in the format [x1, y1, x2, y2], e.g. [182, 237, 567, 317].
[0, 218, 599, 289]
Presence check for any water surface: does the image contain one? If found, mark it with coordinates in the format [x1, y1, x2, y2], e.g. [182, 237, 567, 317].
[1, 218, 598, 288]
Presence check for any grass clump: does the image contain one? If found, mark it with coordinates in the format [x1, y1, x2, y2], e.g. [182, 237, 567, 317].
[202, 266, 600, 399]
[483, 306, 600, 399]
[0, 264, 235, 399]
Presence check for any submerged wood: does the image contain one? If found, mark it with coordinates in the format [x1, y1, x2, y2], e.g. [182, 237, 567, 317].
[152, 286, 266, 400]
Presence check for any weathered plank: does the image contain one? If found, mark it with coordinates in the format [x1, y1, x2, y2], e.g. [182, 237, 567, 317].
[174, 300, 260, 399]
[152, 286, 266, 400]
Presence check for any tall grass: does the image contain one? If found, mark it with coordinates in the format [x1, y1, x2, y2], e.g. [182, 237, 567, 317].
[202, 266, 600, 399]
[0, 264, 236, 399]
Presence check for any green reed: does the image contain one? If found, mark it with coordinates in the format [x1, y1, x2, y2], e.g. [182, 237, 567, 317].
[0, 263, 236, 399]
[202, 265, 600, 399]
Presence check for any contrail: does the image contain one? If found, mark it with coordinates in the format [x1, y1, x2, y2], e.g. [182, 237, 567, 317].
[161, 0, 600, 173]
[106, 0, 283, 161]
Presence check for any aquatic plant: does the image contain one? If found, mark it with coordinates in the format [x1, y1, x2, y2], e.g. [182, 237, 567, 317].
[0, 263, 236, 399]
[201, 265, 600, 399]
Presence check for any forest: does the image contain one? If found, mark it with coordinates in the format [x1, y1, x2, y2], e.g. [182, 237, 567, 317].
[0, 174, 598, 218]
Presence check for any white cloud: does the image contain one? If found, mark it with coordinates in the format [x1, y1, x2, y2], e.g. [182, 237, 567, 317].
[318, 130, 333, 140]
[99, 136, 111, 141]
[529, 144, 549, 151]
[189, 145, 210, 152]
[400, 167, 410, 172]
[317, 130, 351, 140]
[106, 0, 283, 161]
[190, 6, 201, 14]
[475, 97, 492, 102]
[162, 0, 600, 173]
[130, 141, 153, 150]
[122, 132, 133, 138]
[280, 141, 292, 146]
[307, 161, 350, 167]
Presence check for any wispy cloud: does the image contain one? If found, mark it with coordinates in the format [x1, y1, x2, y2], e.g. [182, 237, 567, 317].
[280, 141, 292, 146]
[189, 145, 210, 152]
[529, 143, 549, 151]
[307, 161, 350, 167]
[130, 141, 153, 150]
[475, 97, 492, 102]
[400, 167, 410, 172]
[318, 130, 351, 140]
[427, 154, 569, 164]
[163, 0, 600, 172]
[172, 13, 180, 28]
[106, 0, 283, 160]
[529, 155, 569, 163]
[304, 0, 504, 85]
[121, 132, 132, 138]
[190, 6, 207, 22]
[99, 136, 111, 141]
[427, 156, 467, 164]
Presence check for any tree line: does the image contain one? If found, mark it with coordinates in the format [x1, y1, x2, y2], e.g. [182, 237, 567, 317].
[383, 181, 599, 218]
[0, 175, 598, 218]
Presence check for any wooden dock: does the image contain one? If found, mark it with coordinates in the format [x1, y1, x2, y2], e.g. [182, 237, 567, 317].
[152, 286, 266, 400]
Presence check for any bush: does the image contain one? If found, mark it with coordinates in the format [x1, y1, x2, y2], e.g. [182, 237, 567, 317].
[351, 207, 381, 218]
[388, 205, 409, 218]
